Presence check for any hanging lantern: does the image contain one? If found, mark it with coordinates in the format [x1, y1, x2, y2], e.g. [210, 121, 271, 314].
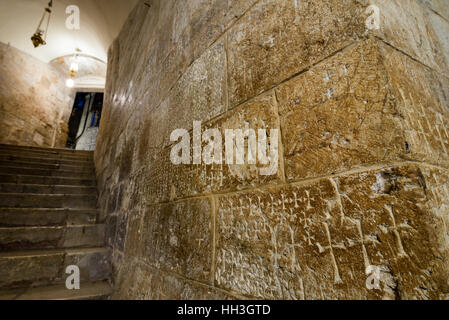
[69, 59, 79, 78]
[31, 0, 53, 48]
[66, 52, 80, 88]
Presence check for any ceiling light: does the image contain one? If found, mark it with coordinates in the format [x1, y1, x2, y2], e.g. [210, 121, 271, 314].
[66, 78, 75, 88]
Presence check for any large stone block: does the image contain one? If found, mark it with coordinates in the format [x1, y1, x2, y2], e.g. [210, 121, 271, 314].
[172, 0, 258, 62]
[146, 91, 284, 203]
[277, 40, 406, 181]
[277, 38, 449, 182]
[167, 40, 228, 137]
[215, 165, 449, 299]
[215, 178, 340, 299]
[123, 208, 145, 261]
[336, 165, 449, 299]
[379, 41, 449, 167]
[136, 0, 260, 114]
[418, 0, 449, 20]
[135, 98, 170, 168]
[418, 166, 449, 283]
[112, 261, 234, 300]
[369, 0, 449, 76]
[131, 39, 228, 174]
[141, 198, 213, 283]
[227, 0, 367, 106]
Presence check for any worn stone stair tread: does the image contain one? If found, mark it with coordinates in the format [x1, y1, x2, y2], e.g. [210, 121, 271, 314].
[0, 146, 93, 155]
[0, 183, 97, 195]
[0, 154, 95, 166]
[0, 247, 111, 289]
[0, 207, 98, 216]
[0, 144, 94, 156]
[0, 207, 99, 213]
[0, 207, 98, 227]
[0, 207, 99, 212]
[0, 281, 112, 300]
[0, 247, 109, 258]
[0, 193, 98, 209]
[0, 160, 95, 172]
[0, 173, 96, 186]
[0, 151, 94, 163]
[0, 149, 93, 160]
[0, 144, 93, 155]
[0, 224, 105, 250]
[0, 166, 93, 178]
[0, 192, 98, 197]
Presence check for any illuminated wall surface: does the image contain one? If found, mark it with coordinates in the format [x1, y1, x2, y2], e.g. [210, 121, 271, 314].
[0, 42, 75, 148]
[93, 0, 448, 299]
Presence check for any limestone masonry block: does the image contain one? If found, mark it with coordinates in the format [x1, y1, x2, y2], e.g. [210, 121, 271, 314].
[141, 198, 213, 283]
[227, 0, 367, 106]
[215, 165, 449, 299]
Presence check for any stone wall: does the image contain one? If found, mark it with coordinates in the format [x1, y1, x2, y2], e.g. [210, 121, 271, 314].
[95, 0, 449, 299]
[0, 42, 75, 148]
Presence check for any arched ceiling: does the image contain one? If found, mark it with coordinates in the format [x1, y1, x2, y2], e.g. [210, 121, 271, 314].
[0, 0, 139, 63]
[50, 54, 107, 89]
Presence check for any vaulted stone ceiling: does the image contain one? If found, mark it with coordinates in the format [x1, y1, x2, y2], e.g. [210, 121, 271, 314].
[0, 0, 138, 63]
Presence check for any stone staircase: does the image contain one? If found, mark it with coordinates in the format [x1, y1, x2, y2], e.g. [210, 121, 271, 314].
[0, 144, 112, 300]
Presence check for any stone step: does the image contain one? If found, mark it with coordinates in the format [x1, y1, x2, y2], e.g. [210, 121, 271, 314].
[0, 144, 93, 156]
[0, 154, 94, 166]
[0, 281, 112, 300]
[0, 149, 93, 162]
[0, 248, 111, 289]
[0, 208, 97, 227]
[0, 183, 97, 195]
[0, 280, 112, 300]
[0, 143, 93, 156]
[0, 166, 93, 179]
[0, 174, 96, 186]
[0, 224, 105, 251]
[0, 159, 95, 173]
[0, 193, 97, 209]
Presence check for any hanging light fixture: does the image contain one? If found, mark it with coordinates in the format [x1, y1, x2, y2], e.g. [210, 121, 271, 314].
[69, 60, 79, 78]
[31, 0, 53, 48]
